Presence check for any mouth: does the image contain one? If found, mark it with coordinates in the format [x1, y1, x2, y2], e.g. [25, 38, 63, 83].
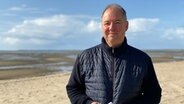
[108, 34, 118, 38]
[109, 32, 117, 34]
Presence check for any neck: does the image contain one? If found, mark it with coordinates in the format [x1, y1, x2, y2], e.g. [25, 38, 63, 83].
[107, 39, 124, 48]
[108, 42, 123, 48]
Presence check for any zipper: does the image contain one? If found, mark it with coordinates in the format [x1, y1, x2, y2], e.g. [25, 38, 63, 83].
[111, 48, 115, 103]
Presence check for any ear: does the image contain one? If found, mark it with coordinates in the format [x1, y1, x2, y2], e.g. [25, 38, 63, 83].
[125, 21, 129, 31]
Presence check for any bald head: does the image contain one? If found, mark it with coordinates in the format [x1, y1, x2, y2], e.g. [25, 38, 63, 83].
[101, 4, 127, 20]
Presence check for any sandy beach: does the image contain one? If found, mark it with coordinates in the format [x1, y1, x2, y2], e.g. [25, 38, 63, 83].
[0, 61, 184, 104]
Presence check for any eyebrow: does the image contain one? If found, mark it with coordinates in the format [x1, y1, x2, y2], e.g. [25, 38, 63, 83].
[103, 19, 123, 22]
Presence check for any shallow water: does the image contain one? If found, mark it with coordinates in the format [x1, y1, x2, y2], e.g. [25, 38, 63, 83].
[0, 50, 183, 71]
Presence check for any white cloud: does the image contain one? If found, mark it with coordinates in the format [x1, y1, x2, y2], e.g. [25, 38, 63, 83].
[126, 19, 184, 49]
[2, 37, 20, 45]
[1, 14, 101, 49]
[2, 15, 183, 50]
[6, 15, 72, 39]
[163, 27, 184, 40]
[8, 4, 28, 11]
[8, 4, 35, 11]
[0, 17, 164, 50]
[128, 18, 159, 32]
[9, 7, 23, 11]
[0, 4, 40, 19]
[86, 20, 101, 32]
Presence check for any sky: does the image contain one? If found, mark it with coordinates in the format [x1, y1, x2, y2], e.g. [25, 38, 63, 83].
[0, 0, 184, 50]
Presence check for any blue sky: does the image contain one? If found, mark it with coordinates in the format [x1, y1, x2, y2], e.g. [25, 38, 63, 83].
[0, 0, 184, 50]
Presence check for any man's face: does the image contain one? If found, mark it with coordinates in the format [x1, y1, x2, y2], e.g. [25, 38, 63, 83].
[102, 7, 128, 48]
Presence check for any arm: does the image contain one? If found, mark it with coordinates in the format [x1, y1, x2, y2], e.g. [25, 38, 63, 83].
[134, 58, 162, 104]
[66, 57, 93, 104]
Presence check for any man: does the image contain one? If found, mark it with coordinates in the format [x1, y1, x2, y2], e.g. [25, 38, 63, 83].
[66, 4, 162, 104]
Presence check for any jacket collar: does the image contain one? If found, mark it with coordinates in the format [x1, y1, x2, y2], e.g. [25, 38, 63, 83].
[101, 37, 128, 56]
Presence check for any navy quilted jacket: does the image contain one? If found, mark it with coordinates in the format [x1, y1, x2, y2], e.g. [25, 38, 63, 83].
[66, 37, 161, 104]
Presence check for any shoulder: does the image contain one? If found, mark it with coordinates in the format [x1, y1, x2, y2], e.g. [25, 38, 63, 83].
[127, 45, 151, 61]
[126, 45, 153, 73]
[78, 44, 102, 59]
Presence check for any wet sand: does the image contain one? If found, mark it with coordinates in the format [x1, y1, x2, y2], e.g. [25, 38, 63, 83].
[0, 68, 55, 80]
[0, 61, 184, 104]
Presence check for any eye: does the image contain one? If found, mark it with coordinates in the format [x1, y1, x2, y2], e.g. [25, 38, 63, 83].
[103, 22, 110, 26]
[115, 20, 121, 24]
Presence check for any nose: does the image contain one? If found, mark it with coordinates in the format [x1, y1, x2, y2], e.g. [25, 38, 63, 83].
[109, 22, 115, 31]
